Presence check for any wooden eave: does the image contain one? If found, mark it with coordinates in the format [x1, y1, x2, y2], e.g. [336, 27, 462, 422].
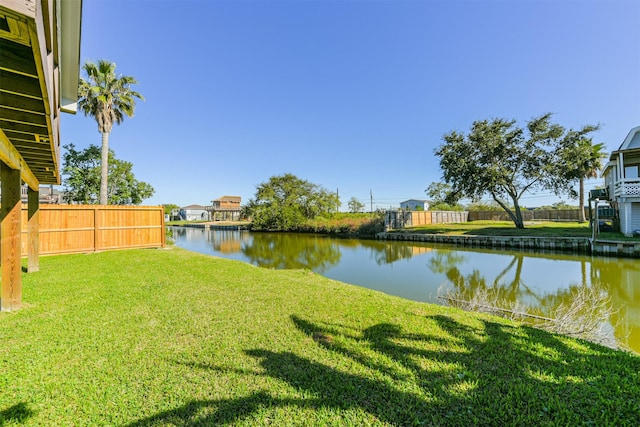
[0, 0, 81, 187]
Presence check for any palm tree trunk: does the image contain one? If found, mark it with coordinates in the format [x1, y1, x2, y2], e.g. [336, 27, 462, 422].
[100, 132, 110, 205]
[578, 178, 586, 222]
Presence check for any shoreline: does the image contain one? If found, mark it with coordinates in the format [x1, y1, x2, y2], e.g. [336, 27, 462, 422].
[376, 232, 640, 258]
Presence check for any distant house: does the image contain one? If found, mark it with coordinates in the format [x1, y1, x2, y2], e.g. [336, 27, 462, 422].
[20, 185, 61, 204]
[179, 204, 208, 221]
[206, 196, 242, 221]
[212, 196, 241, 210]
[1, 185, 61, 205]
[602, 125, 640, 235]
[400, 199, 430, 211]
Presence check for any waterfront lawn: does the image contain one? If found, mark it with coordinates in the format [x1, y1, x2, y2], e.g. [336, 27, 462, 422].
[400, 220, 634, 239]
[2, 248, 639, 426]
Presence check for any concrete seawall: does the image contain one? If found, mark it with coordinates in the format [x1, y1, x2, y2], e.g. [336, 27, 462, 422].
[376, 232, 640, 258]
[591, 239, 640, 257]
[173, 223, 248, 230]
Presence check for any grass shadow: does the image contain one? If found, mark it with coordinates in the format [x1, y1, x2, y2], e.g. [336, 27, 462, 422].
[126, 314, 640, 425]
[124, 392, 308, 426]
[0, 402, 33, 426]
[289, 314, 640, 424]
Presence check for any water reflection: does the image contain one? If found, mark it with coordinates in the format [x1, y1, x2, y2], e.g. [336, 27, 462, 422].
[357, 239, 433, 265]
[172, 228, 342, 272]
[437, 252, 618, 349]
[241, 232, 341, 272]
[438, 252, 534, 303]
[171, 227, 640, 353]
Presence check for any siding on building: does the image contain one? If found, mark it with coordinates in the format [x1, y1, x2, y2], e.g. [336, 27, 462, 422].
[631, 203, 640, 233]
[628, 132, 640, 149]
[180, 205, 208, 221]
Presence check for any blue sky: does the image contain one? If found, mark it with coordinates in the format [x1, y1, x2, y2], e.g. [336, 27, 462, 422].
[60, 0, 640, 209]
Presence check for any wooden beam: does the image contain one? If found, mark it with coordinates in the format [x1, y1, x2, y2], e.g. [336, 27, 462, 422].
[0, 37, 38, 76]
[0, 105, 48, 125]
[0, 69, 42, 98]
[0, 90, 45, 114]
[0, 118, 47, 134]
[0, 161, 22, 311]
[27, 186, 39, 272]
[0, 128, 39, 190]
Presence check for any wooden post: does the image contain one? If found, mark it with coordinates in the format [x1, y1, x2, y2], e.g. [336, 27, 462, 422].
[27, 186, 40, 272]
[160, 207, 166, 248]
[94, 205, 99, 252]
[1, 161, 23, 311]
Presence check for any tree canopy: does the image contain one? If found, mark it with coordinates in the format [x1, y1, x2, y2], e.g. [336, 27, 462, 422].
[162, 204, 180, 216]
[62, 144, 154, 205]
[347, 197, 366, 213]
[434, 113, 600, 228]
[425, 182, 464, 211]
[245, 174, 340, 231]
[555, 129, 607, 222]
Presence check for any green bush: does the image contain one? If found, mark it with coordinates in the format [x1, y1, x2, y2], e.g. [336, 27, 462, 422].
[297, 213, 384, 236]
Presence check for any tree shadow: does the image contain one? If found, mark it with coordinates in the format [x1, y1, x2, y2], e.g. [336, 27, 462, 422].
[124, 392, 306, 426]
[289, 313, 640, 424]
[126, 314, 640, 425]
[0, 402, 33, 425]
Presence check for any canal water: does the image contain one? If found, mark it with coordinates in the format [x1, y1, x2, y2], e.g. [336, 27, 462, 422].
[171, 226, 640, 353]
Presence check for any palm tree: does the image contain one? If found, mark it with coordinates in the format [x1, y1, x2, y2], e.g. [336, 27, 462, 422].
[574, 139, 607, 222]
[77, 60, 144, 205]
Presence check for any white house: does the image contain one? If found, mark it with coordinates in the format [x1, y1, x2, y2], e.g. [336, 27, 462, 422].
[400, 199, 430, 211]
[602, 125, 640, 235]
[179, 204, 209, 221]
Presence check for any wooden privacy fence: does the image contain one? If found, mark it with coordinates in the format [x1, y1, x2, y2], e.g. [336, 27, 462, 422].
[468, 209, 589, 222]
[385, 210, 469, 229]
[19, 205, 165, 256]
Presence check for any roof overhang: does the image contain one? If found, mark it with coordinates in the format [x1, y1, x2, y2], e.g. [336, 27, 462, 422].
[0, 0, 82, 187]
[613, 125, 640, 154]
[59, 0, 81, 113]
[609, 146, 640, 160]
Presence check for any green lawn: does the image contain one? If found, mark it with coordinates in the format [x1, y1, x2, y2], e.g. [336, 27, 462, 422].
[1, 248, 638, 426]
[397, 220, 634, 240]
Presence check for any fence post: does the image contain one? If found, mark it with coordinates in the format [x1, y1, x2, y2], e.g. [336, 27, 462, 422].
[27, 188, 39, 272]
[94, 206, 99, 252]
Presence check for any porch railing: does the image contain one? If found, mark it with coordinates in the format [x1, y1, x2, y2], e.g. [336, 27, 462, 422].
[614, 178, 640, 197]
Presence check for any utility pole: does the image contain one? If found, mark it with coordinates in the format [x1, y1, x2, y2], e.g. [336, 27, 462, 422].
[370, 189, 373, 213]
[336, 188, 339, 213]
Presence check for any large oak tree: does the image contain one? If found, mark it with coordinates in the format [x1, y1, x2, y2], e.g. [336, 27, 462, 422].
[435, 114, 599, 229]
[245, 173, 340, 231]
[62, 144, 154, 205]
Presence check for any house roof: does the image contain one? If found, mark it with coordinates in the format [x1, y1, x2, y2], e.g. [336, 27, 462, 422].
[611, 125, 640, 155]
[603, 126, 640, 176]
[213, 195, 241, 202]
[181, 204, 206, 210]
[0, 0, 83, 186]
[400, 199, 429, 204]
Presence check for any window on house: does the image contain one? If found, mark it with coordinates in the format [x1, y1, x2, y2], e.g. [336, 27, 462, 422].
[625, 165, 639, 179]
